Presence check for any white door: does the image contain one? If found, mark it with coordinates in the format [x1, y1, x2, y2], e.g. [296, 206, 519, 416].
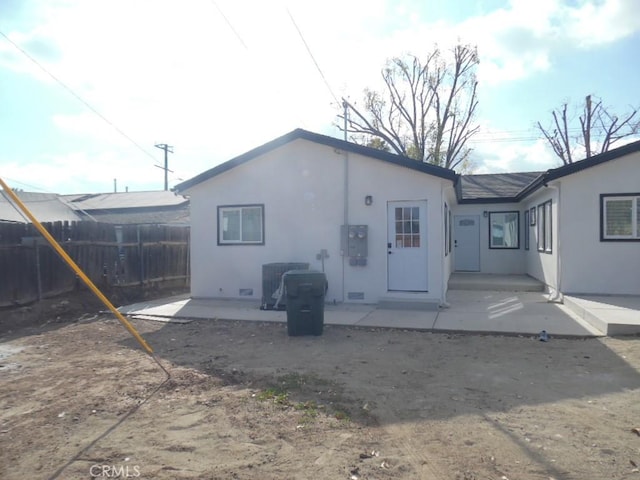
[387, 201, 428, 292]
[454, 215, 480, 271]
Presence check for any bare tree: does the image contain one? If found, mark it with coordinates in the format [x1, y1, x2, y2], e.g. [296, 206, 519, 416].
[339, 43, 479, 170]
[537, 95, 640, 164]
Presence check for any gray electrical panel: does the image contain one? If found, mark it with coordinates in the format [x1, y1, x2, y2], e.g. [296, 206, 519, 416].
[341, 225, 368, 265]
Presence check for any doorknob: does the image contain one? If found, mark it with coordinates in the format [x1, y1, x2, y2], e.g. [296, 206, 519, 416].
[388, 251, 393, 254]
[454, 240, 458, 247]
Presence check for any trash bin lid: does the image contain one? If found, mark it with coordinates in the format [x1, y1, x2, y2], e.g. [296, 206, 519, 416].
[283, 270, 327, 297]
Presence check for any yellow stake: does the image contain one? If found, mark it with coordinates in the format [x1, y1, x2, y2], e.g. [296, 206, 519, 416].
[0, 178, 154, 355]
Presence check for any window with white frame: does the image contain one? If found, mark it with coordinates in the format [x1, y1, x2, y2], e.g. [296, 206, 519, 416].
[537, 200, 552, 253]
[489, 211, 519, 249]
[218, 205, 264, 245]
[601, 194, 640, 241]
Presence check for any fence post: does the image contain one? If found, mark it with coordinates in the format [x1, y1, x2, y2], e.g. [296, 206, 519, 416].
[34, 238, 42, 301]
[137, 225, 144, 286]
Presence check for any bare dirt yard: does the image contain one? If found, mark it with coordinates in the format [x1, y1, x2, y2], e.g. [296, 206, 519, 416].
[2, 292, 640, 480]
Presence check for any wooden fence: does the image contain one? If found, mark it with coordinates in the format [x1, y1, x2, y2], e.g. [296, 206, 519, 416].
[0, 221, 190, 307]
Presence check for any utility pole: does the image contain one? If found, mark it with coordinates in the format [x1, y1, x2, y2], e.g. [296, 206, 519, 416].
[154, 143, 174, 191]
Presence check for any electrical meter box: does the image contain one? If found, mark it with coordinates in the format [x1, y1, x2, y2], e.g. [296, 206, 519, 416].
[340, 225, 368, 260]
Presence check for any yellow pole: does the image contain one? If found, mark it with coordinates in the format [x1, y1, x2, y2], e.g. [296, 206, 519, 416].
[0, 178, 154, 355]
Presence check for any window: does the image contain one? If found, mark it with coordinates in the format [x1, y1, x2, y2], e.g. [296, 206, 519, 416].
[524, 210, 530, 250]
[489, 211, 519, 249]
[537, 200, 552, 253]
[448, 208, 453, 254]
[444, 203, 449, 256]
[395, 206, 420, 248]
[217, 205, 264, 245]
[601, 194, 640, 241]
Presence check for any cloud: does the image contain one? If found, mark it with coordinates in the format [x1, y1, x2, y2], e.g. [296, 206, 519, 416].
[471, 135, 560, 173]
[436, 0, 640, 85]
[2, 0, 639, 192]
[565, 0, 640, 47]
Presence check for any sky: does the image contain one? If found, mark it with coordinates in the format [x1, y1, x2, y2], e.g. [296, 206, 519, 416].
[1, 0, 639, 194]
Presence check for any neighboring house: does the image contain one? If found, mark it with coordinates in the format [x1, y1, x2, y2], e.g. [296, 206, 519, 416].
[0, 191, 83, 224]
[64, 191, 190, 226]
[176, 129, 640, 304]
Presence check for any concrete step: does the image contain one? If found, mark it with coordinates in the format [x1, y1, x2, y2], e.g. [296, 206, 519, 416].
[448, 273, 545, 292]
[563, 295, 640, 336]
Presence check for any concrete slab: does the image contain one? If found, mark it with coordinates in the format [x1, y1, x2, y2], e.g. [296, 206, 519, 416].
[564, 295, 640, 336]
[119, 290, 604, 338]
[440, 290, 603, 337]
[355, 309, 438, 330]
[448, 273, 545, 292]
[434, 306, 600, 337]
[128, 314, 193, 324]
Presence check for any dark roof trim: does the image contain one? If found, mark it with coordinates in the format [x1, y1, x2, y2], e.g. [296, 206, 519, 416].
[457, 197, 524, 205]
[545, 139, 640, 181]
[456, 139, 640, 203]
[516, 139, 640, 200]
[175, 128, 458, 192]
[78, 204, 189, 214]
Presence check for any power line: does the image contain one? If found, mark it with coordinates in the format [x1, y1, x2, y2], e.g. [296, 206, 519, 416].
[0, 29, 158, 164]
[0, 177, 54, 193]
[205, 2, 310, 130]
[285, 7, 340, 106]
[209, 0, 248, 50]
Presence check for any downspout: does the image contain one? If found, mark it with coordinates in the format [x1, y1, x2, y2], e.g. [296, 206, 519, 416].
[341, 101, 350, 303]
[544, 181, 562, 302]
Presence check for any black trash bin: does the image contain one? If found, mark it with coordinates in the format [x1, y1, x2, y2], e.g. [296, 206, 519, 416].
[283, 270, 327, 336]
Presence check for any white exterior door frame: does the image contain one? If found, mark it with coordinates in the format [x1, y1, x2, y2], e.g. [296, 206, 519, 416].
[454, 214, 480, 271]
[387, 200, 428, 292]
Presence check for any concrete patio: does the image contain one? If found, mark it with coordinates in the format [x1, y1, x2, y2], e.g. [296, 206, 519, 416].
[117, 288, 639, 338]
[115, 271, 640, 337]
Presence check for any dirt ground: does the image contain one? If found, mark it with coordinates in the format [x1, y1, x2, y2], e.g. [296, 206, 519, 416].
[2, 293, 640, 479]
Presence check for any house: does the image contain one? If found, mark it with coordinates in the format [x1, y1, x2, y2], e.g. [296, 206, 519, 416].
[175, 129, 640, 305]
[0, 191, 83, 224]
[64, 191, 190, 226]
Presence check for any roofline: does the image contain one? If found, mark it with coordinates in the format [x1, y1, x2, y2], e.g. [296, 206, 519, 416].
[175, 128, 458, 192]
[516, 139, 640, 200]
[457, 197, 522, 205]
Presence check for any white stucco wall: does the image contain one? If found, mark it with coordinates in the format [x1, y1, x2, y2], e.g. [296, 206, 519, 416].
[186, 139, 453, 304]
[442, 186, 457, 297]
[451, 203, 526, 274]
[521, 188, 558, 292]
[556, 151, 640, 295]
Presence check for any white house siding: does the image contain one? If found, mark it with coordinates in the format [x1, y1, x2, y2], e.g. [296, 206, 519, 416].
[452, 203, 526, 274]
[522, 189, 559, 293]
[187, 139, 452, 304]
[557, 151, 640, 295]
[442, 185, 457, 297]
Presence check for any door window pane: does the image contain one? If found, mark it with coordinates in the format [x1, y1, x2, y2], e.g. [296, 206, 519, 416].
[393, 206, 420, 248]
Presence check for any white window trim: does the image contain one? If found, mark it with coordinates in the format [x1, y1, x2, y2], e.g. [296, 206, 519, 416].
[601, 194, 640, 241]
[217, 204, 265, 245]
